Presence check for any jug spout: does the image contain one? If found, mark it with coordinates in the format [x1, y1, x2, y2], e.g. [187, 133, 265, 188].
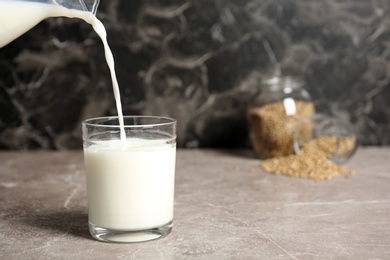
[0, 0, 100, 48]
[53, 0, 100, 15]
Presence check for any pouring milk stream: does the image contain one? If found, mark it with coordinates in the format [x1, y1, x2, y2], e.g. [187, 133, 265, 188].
[0, 0, 126, 142]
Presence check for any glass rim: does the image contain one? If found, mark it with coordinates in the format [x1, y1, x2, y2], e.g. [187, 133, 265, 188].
[82, 116, 177, 128]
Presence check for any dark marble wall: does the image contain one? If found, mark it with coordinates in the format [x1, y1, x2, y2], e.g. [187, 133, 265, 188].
[0, 0, 389, 149]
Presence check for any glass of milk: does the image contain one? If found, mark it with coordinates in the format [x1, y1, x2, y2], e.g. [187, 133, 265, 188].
[82, 116, 177, 243]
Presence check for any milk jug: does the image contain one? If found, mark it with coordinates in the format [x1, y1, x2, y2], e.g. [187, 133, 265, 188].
[0, 0, 100, 48]
[0, 0, 126, 140]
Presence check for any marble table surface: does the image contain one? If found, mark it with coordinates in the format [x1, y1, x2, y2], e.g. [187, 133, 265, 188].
[1, 148, 389, 260]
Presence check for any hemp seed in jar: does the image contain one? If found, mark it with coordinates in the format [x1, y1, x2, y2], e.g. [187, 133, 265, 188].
[248, 76, 314, 159]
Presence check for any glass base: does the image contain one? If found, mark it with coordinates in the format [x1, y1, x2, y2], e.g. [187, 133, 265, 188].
[89, 221, 173, 243]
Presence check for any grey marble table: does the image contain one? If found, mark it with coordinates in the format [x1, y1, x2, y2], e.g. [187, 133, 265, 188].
[0, 148, 389, 259]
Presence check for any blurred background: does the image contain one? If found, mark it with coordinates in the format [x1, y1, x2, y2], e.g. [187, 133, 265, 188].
[0, 0, 389, 150]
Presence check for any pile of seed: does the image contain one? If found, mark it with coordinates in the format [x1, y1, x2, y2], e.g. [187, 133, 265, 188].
[261, 137, 356, 181]
[248, 101, 315, 158]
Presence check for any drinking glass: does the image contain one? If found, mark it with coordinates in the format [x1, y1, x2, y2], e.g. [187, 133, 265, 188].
[82, 116, 177, 243]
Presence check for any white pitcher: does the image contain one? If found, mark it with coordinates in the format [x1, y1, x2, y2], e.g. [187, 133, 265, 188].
[0, 0, 100, 48]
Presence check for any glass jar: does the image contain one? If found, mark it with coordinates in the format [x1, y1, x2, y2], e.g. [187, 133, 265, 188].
[293, 113, 358, 164]
[248, 76, 314, 159]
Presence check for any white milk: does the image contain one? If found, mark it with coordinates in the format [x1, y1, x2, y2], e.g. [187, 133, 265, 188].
[0, 1, 126, 141]
[0, 1, 57, 48]
[84, 139, 176, 230]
